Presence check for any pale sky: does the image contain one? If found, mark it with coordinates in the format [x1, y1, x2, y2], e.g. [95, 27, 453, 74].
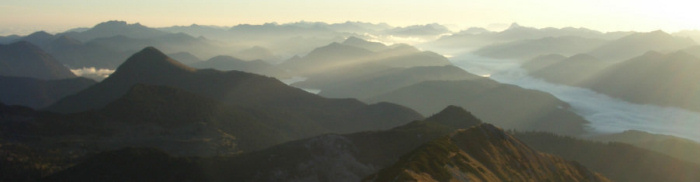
[1, 0, 699, 35]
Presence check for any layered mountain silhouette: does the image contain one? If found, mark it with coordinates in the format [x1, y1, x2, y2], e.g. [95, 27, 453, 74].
[43, 34, 133, 69]
[474, 36, 607, 60]
[36, 47, 421, 155]
[166, 51, 202, 64]
[587, 30, 696, 61]
[582, 51, 700, 111]
[280, 37, 451, 76]
[516, 131, 700, 182]
[60, 20, 170, 41]
[428, 23, 630, 49]
[189, 55, 291, 78]
[591, 130, 700, 165]
[0, 41, 76, 80]
[367, 79, 589, 135]
[365, 124, 610, 182]
[523, 53, 612, 85]
[294, 65, 480, 99]
[0, 76, 96, 109]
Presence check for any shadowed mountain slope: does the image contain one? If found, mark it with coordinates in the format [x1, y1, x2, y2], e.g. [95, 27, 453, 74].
[0, 41, 76, 80]
[0, 76, 96, 109]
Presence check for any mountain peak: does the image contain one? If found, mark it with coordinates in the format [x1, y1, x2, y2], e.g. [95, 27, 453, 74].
[342, 36, 368, 44]
[110, 47, 196, 79]
[424, 105, 482, 129]
[508, 22, 522, 29]
[94, 20, 129, 28]
[26, 31, 53, 38]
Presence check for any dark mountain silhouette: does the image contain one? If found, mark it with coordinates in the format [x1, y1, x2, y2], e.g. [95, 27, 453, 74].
[0, 140, 73, 182]
[46, 47, 421, 133]
[280, 37, 450, 76]
[474, 36, 607, 60]
[515, 131, 700, 182]
[587, 30, 697, 61]
[4, 80, 420, 157]
[295, 65, 480, 100]
[0, 41, 76, 80]
[524, 54, 612, 85]
[591, 130, 700, 165]
[0, 76, 96, 109]
[176, 106, 483, 181]
[14, 106, 462, 181]
[44, 148, 205, 182]
[366, 124, 610, 182]
[166, 51, 202, 64]
[367, 79, 589, 135]
[189, 55, 291, 78]
[583, 51, 700, 111]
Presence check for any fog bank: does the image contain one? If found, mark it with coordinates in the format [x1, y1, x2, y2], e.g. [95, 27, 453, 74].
[446, 51, 700, 142]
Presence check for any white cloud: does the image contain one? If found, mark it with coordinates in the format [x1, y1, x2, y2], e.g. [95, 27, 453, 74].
[71, 67, 115, 81]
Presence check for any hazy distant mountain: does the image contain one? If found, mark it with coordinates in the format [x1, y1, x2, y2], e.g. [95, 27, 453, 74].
[0, 35, 21, 44]
[0, 41, 76, 80]
[342, 36, 388, 52]
[366, 124, 610, 182]
[674, 30, 700, 43]
[326, 21, 393, 34]
[591, 130, 700, 165]
[52, 21, 231, 60]
[19, 31, 56, 48]
[189, 55, 292, 78]
[47, 47, 421, 133]
[474, 36, 607, 60]
[280, 42, 375, 75]
[367, 79, 589, 135]
[587, 30, 697, 61]
[281, 37, 450, 76]
[428, 23, 630, 49]
[43, 35, 133, 69]
[166, 51, 202, 64]
[59, 20, 170, 41]
[157, 24, 231, 38]
[523, 54, 612, 85]
[296, 65, 480, 100]
[682, 45, 700, 58]
[384, 23, 451, 38]
[583, 51, 700, 112]
[516, 131, 700, 182]
[0, 76, 95, 109]
[231, 46, 279, 62]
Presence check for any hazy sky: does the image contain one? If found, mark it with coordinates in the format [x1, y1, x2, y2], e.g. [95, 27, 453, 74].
[1, 0, 698, 35]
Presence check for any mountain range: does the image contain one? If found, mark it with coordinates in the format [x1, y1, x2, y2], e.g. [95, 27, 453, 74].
[16, 47, 423, 156]
[189, 55, 292, 78]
